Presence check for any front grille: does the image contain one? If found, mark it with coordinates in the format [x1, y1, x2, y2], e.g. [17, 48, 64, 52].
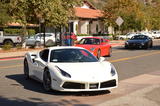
[89, 83, 99, 89]
[100, 80, 116, 88]
[129, 43, 141, 47]
[62, 82, 85, 89]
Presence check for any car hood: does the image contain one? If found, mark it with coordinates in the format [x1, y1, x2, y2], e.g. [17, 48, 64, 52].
[48, 62, 113, 82]
[127, 39, 147, 43]
[76, 44, 97, 51]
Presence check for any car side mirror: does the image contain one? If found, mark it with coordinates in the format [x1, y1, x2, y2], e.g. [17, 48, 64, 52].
[74, 41, 79, 44]
[99, 57, 105, 62]
[31, 54, 37, 62]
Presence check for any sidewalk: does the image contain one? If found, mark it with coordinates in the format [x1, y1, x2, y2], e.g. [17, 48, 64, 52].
[0, 40, 124, 59]
[0, 49, 42, 59]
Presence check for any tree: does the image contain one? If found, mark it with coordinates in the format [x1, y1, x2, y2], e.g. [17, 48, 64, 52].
[103, 0, 146, 33]
[0, 1, 12, 27]
[143, 0, 160, 30]
[9, 0, 81, 28]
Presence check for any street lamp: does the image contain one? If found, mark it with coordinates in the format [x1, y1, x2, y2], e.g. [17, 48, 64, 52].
[40, 18, 45, 47]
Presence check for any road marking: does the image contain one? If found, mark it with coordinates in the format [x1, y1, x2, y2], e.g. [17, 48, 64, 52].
[0, 64, 23, 69]
[1, 51, 160, 69]
[110, 51, 160, 63]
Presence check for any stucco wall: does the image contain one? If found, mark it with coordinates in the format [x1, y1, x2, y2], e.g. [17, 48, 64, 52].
[79, 21, 89, 34]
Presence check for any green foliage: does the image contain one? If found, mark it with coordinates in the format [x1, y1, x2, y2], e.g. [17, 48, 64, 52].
[92, 33, 111, 36]
[2, 44, 12, 50]
[103, 0, 160, 32]
[0, 1, 12, 26]
[4, 28, 35, 36]
[16, 44, 22, 49]
[8, 0, 82, 28]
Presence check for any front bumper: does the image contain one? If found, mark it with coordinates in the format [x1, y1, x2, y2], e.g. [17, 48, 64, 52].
[51, 78, 118, 92]
[125, 43, 146, 48]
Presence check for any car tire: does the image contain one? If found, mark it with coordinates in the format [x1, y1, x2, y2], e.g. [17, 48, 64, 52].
[108, 47, 112, 57]
[125, 45, 128, 49]
[97, 49, 101, 59]
[144, 44, 148, 49]
[24, 58, 29, 79]
[46, 40, 55, 47]
[43, 70, 52, 91]
[150, 43, 153, 48]
[120, 37, 124, 40]
[4, 40, 14, 47]
[35, 41, 41, 47]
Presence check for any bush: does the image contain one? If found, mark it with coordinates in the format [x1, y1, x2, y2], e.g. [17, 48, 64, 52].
[28, 29, 35, 35]
[2, 44, 12, 50]
[16, 44, 22, 49]
[92, 33, 112, 36]
[4, 28, 35, 36]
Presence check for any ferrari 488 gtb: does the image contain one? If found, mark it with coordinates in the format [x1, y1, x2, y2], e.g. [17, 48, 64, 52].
[24, 46, 118, 92]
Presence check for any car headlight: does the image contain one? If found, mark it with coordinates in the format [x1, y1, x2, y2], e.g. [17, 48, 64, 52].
[110, 64, 116, 76]
[55, 66, 71, 78]
[125, 41, 129, 45]
[90, 47, 96, 51]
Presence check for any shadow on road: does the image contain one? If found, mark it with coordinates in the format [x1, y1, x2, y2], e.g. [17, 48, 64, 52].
[6, 74, 110, 96]
[0, 96, 91, 106]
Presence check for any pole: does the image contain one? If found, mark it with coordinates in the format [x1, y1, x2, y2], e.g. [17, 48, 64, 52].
[43, 23, 45, 48]
[60, 26, 62, 46]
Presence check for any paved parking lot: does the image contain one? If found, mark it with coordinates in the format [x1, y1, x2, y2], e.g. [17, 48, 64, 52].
[0, 40, 160, 106]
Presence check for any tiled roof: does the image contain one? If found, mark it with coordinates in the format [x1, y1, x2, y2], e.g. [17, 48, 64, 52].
[75, 7, 103, 19]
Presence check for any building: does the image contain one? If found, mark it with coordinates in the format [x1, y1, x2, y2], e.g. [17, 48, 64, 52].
[68, 0, 104, 35]
[3, 0, 105, 35]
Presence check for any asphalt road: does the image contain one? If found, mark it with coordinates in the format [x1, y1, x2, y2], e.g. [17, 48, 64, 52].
[0, 40, 160, 106]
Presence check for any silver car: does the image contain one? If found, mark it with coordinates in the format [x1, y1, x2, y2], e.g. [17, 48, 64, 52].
[25, 33, 59, 47]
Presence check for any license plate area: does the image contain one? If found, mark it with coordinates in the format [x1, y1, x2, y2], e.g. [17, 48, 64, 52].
[89, 83, 98, 89]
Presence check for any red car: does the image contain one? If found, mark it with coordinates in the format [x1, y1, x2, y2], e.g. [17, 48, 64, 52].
[76, 37, 112, 58]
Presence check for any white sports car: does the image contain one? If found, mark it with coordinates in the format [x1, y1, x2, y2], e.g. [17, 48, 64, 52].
[24, 46, 118, 92]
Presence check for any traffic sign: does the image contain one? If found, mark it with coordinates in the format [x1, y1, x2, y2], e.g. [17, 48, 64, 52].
[116, 16, 124, 26]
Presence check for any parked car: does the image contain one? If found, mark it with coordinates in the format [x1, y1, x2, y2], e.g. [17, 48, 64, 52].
[152, 31, 160, 39]
[125, 34, 153, 49]
[24, 46, 118, 92]
[117, 33, 138, 40]
[25, 33, 59, 47]
[76, 37, 111, 58]
[139, 31, 154, 39]
[0, 31, 22, 47]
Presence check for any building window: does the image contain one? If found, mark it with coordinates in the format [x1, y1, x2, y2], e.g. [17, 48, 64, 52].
[96, 24, 99, 33]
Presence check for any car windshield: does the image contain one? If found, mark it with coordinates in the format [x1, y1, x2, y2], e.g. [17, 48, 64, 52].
[131, 35, 147, 40]
[50, 49, 98, 62]
[78, 38, 100, 45]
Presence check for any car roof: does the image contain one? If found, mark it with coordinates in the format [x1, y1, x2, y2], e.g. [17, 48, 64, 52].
[48, 46, 85, 51]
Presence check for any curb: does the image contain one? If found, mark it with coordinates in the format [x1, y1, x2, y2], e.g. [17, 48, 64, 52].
[0, 43, 124, 60]
[0, 56, 24, 61]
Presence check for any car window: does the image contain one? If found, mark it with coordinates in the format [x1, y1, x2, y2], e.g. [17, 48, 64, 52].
[45, 34, 53, 37]
[131, 35, 148, 40]
[39, 49, 49, 62]
[101, 39, 103, 42]
[35, 34, 42, 39]
[79, 38, 100, 45]
[50, 49, 98, 63]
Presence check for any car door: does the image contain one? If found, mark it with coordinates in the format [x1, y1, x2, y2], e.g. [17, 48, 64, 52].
[34, 49, 49, 81]
[99, 39, 109, 56]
